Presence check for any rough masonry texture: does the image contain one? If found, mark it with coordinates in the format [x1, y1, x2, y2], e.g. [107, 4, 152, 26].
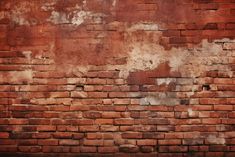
[1, 0, 235, 156]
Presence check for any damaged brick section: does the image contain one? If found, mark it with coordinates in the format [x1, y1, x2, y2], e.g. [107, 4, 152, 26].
[0, 0, 235, 156]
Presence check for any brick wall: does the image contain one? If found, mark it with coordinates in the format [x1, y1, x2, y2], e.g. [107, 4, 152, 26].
[0, 0, 235, 156]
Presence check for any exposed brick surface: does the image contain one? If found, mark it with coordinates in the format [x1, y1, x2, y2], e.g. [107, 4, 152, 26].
[0, 0, 235, 156]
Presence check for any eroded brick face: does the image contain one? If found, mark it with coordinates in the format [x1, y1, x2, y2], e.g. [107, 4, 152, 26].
[0, 0, 235, 156]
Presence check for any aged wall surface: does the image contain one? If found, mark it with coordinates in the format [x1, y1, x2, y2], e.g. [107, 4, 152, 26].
[0, 0, 235, 156]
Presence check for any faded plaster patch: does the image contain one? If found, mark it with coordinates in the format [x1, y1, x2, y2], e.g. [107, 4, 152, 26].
[47, 8, 105, 26]
[187, 108, 194, 117]
[10, 1, 33, 25]
[206, 135, 225, 145]
[47, 11, 70, 24]
[72, 65, 91, 77]
[127, 22, 159, 31]
[114, 37, 234, 79]
[112, 0, 117, 7]
[71, 10, 91, 25]
[43, 1, 94, 26]
[82, 0, 87, 7]
[0, 70, 33, 84]
[22, 51, 32, 60]
[140, 95, 179, 105]
[0, 11, 5, 20]
[107, 22, 235, 79]
[116, 41, 189, 78]
[41, 1, 57, 11]
[156, 78, 176, 85]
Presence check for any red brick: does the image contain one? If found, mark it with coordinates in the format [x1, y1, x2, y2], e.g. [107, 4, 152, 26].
[98, 146, 118, 153]
[122, 132, 142, 139]
[83, 111, 102, 118]
[18, 140, 37, 146]
[109, 92, 128, 98]
[102, 112, 121, 118]
[159, 139, 181, 145]
[83, 139, 103, 146]
[137, 139, 156, 146]
[42, 146, 70, 153]
[38, 140, 58, 146]
[87, 133, 102, 139]
[59, 140, 79, 146]
[73, 133, 84, 139]
[0, 132, 9, 138]
[71, 91, 88, 98]
[87, 78, 106, 84]
[37, 125, 56, 131]
[18, 146, 41, 153]
[95, 119, 113, 125]
[88, 92, 108, 98]
[119, 144, 139, 153]
[70, 146, 80, 153]
[202, 118, 221, 124]
[100, 125, 119, 131]
[214, 105, 233, 111]
[80, 146, 97, 153]
[29, 119, 50, 125]
[53, 132, 72, 139]
[115, 119, 134, 125]
[79, 125, 99, 132]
